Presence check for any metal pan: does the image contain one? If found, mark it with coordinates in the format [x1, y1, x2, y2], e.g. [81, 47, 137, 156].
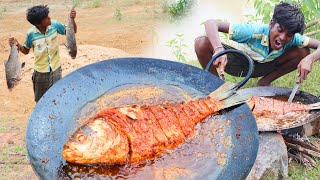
[26, 57, 259, 179]
[238, 86, 320, 131]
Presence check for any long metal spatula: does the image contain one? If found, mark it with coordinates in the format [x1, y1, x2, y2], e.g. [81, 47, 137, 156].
[288, 82, 300, 103]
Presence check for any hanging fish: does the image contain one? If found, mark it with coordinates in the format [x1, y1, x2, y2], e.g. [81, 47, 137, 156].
[66, 6, 77, 59]
[62, 82, 249, 165]
[5, 43, 25, 90]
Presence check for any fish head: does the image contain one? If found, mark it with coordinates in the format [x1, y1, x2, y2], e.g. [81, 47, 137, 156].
[7, 79, 19, 91]
[68, 49, 77, 59]
[62, 117, 123, 164]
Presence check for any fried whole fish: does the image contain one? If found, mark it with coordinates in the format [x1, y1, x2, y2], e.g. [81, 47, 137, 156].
[62, 82, 249, 165]
[66, 6, 77, 59]
[247, 96, 320, 131]
[4, 44, 24, 90]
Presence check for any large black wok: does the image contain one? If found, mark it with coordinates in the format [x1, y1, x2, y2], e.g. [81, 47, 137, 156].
[26, 57, 259, 179]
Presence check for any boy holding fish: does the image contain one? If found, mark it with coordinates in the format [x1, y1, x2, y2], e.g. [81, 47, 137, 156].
[195, 2, 320, 86]
[8, 5, 77, 102]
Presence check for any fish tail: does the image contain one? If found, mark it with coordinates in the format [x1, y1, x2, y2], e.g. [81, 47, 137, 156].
[208, 82, 237, 101]
[246, 96, 255, 110]
[207, 82, 251, 110]
[308, 102, 320, 110]
[220, 93, 252, 109]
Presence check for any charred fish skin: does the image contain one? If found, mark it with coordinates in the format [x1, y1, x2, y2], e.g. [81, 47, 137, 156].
[66, 9, 77, 59]
[247, 96, 320, 131]
[248, 96, 309, 117]
[5, 44, 22, 90]
[62, 82, 250, 165]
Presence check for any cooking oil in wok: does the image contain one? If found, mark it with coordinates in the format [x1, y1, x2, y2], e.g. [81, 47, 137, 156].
[73, 83, 202, 124]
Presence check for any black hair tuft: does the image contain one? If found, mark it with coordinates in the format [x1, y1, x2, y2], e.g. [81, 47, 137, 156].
[272, 2, 305, 34]
[26, 5, 49, 25]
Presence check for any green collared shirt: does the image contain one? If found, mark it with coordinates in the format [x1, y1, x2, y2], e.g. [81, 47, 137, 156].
[24, 19, 66, 73]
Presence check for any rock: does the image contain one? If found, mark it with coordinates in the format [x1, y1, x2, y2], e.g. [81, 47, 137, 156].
[246, 132, 288, 180]
[303, 118, 320, 136]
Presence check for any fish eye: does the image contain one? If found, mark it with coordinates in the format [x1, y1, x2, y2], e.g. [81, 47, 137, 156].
[76, 134, 87, 142]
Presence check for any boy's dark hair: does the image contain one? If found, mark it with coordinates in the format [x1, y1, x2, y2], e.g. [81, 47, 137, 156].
[272, 2, 305, 34]
[26, 5, 49, 25]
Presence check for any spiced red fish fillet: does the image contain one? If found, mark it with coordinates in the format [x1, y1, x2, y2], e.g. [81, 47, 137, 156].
[247, 96, 320, 130]
[62, 82, 250, 165]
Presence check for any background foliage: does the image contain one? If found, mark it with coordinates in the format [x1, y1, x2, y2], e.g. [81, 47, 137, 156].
[162, 0, 195, 22]
[249, 0, 320, 40]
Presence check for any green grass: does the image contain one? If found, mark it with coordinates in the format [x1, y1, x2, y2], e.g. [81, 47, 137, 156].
[0, 144, 27, 161]
[88, 0, 103, 8]
[0, 116, 16, 133]
[107, 0, 147, 7]
[288, 159, 320, 179]
[0, 114, 29, 178]
[74, 0, 146, 9]
[114, 8, 122, 21]
[0, 143, 28, 174]
[104, 13, 156, 25]
[164, 0, 194, 22]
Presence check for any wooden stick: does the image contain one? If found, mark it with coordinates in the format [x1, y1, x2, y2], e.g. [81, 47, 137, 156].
[300, 153, 317, 167]
[285, 142, 320, 159]
[288, 152, 310, 167]
[305, 29, 320, 36]
[306, 19, 320, 28]
[284, 137, 320, 153]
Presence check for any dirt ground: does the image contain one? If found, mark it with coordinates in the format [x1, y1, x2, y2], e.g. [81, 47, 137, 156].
[0, 0, 165, 178]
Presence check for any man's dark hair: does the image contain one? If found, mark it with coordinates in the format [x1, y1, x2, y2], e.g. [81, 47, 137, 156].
[272, 2, 305, 34]
[26, 5, 49, 25]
